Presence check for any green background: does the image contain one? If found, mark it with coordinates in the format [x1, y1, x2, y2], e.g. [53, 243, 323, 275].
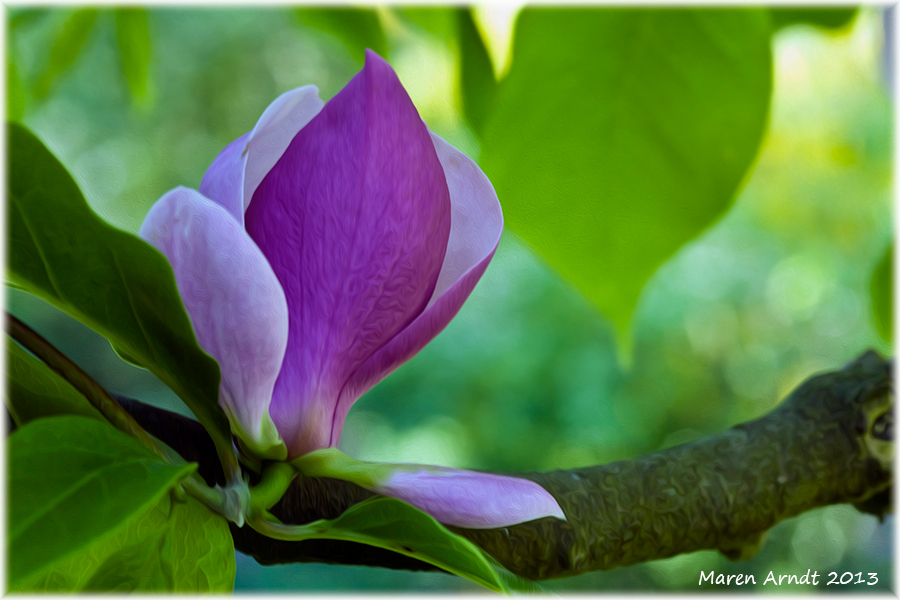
[7, 6, 892, 592]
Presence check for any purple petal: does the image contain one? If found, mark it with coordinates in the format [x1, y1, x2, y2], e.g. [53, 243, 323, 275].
[377, 467, 565, 529]
[140, 187, 289, 459]
[245, 50, 452, 457]
[200, 86, 324, 225]
[330, 132, 503, 445]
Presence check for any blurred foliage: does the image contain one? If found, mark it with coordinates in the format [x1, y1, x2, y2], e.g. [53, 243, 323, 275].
[114, 8, 151, 102]
[34, 8, 98, 99]
[871, 244, 893, 342]
[295, 7, 386, 61]
[7, 56, 25, 120]
[770, 6, 858, 32]
[6, 5, 893, 593]
[456, 8, 495, 134]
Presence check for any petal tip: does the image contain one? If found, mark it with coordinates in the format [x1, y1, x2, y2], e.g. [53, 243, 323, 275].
[378, 467, 567, 529]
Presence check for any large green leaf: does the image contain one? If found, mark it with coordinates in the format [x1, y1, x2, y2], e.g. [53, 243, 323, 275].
[6, 337, 103, 426]
[457, 8, 496, 134]
[296, 7, 387, 61]
[480, 8, 771, 345]
[301, 497, 539, 593]
[114, 8, 151, 101]
[769, 6, 858, 31]
[870, 244, 892, 343]
[6, 123, 237, 462]
[34, 8, 98, 99]
[26, 493, 235, 592]
[8, 416, 197, 590]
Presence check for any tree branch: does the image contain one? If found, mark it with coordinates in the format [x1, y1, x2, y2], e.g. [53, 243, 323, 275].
[118, 350, 893, 580]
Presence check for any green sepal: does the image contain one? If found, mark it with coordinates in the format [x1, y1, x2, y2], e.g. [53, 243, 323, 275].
[227, 406, 287, 462]
[291, 447, 395, 489]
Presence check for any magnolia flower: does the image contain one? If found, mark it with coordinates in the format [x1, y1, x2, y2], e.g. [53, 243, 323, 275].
[140, 51, 564, 528]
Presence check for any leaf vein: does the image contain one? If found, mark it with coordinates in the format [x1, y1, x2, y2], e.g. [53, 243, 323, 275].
[12, 191, 66, 300]
[111, 251, 163, 367]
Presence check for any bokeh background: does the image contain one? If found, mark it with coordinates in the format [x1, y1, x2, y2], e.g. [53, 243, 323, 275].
[6, 6, 893, 592]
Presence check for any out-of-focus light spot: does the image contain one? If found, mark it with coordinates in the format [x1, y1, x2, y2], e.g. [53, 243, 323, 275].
[650, 550, 722, 588]
[345, 412, 472, 469]
[791, 510, 847, 568]
[777, 41, 811, 89]
[814, 285, 862, 339]
[830, 504, 878, 557]
[830, 144, 859, 166]
[679, 243, 739, 302]
[33, 98, 90, 158]
[684, 303, 739, 358]
[393, 35, 458, 132]
[765, 253, 835, 324]
[264, 30, 327, 93]
[473, 4, 522, 79]
[72, 138, 129, 227]
[725, 344, 778, 407]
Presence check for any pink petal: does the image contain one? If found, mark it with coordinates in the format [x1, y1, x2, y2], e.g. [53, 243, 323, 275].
[377, 467, 565, 529]
[330, 132, 503, 446]
[139, 187, 289, 459]
[245, 51, 452, 457]
[200, 86, 324, 225]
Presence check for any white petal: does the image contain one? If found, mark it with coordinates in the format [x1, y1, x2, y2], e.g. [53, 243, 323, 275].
[140, 187, 289, 459]
[378, 466, 566, 529]
[243, 85, 325, 213]
[199, 86, 324, 225]
[426, 132, 503, 308]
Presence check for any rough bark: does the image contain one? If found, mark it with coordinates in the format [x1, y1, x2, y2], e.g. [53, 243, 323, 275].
[119, 350, 893, 580]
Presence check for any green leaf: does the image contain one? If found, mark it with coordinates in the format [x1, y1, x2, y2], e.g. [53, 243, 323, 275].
[296, 7, 387, 61]
[480, 8, 771, 345]
[870, 244, 892, 343]
[114, 8, 151, 102]
[111, 341, 146, 367]
[457, 8, 496, 133]
[6, 123, 240, 463]
[8, 415, 197, 590]
[6, 336, 103, 426]
[302, 497, 538, 593]
[770, 7, 858, 31]
[34, 8, 98, 99]
[27, 493, 236, 592]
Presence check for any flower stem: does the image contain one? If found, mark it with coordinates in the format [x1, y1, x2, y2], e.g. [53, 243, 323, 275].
[6, 313, 180, 464]
[246, 510, 321, 541]
[5, 312, 248, 524]
[249, 461, 297, 513]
